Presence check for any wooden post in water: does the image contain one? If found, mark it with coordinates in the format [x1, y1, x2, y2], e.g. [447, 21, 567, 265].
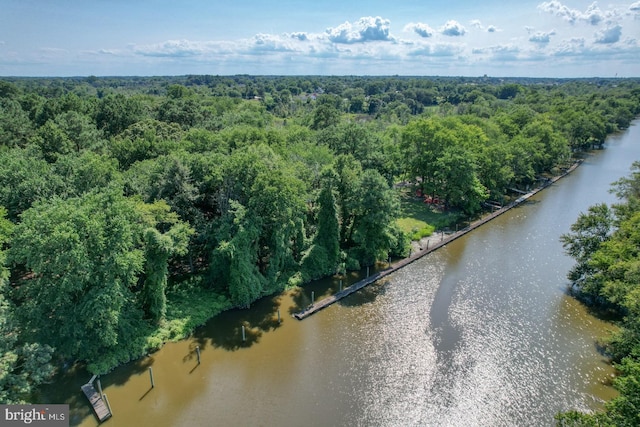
[97, 378, 103, 398]
[196, 346, 201, 364]
[103, 393, 113, 416]
[311, 291, 315, 305]
[242, 325, 246, 341]
[339, 280, 343, 292]
[367, 266, 370, 277]
[277, 309, 281, 323]
[426, 240, 429, 250]
[149, 367, 155, 388]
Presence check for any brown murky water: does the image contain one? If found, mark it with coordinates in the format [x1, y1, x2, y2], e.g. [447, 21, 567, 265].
[42, 122, 640, 426]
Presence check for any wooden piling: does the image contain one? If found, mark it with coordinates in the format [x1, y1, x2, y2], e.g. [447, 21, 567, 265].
[196, 346, 201, 364]
[96, 378, 103, 398]
[311, 291, 315, 305]
[103, 393, 113, 417]
[242, 325, 246, 341]
[149, 367, 155, 388]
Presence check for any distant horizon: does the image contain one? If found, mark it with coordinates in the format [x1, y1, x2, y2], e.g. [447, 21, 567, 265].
[2, 74, 638, 80]
[2, 1, 639, 78]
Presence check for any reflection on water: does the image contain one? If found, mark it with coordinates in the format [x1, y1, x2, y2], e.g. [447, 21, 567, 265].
[41, 122, 640, 427]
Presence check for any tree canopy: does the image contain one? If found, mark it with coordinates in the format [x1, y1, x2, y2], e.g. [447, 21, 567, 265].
[558, 162, 640, 426]
[0, 75, 638, 390]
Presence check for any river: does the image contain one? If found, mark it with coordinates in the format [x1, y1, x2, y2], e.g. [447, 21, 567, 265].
[45, 121, 639, 426]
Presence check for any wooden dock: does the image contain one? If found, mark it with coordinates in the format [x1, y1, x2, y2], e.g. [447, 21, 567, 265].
[293, 161, 581, 320]
[81, 377, 112, 422]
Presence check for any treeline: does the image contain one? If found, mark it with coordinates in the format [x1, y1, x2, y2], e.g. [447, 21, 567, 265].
[558, 162, 640, 426]
[0, 76, 639, 403]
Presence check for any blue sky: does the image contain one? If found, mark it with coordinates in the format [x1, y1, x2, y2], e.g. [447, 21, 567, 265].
[1, 0, 639, 77]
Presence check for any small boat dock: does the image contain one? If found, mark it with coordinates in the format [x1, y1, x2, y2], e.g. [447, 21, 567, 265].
[81, 375, 112, 422]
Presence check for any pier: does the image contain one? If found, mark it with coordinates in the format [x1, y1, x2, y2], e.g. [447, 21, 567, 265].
[294, 161, 581, 320]
[81, 375, 112, 422]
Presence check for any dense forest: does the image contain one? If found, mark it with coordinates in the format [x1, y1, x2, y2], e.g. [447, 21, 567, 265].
[557, 162, 640, 426]
[1, 75, 639, 407]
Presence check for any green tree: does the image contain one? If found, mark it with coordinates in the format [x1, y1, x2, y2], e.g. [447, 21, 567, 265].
[559, 164, 640, 425]
[315, 171, 340, 269]
[110, 120, 183, 170]
[605, 358, 640, 426]
[351, 169, 400, 265]
[316, 122, 386, 175]
[0, 207, 54, 403]
[209, 145, 306, 301]
[560, 203, 613, 297]
[140, 203, 193, 323]
[31, 120, 74, 162]
[9, 189, 190, 369]
[435, 145, 488, 213]
[0, 98, 33, 147]
[96, 93, 144, 138]
[302, 168, 341, 279]
[209, 201, 265, 307]
[401, 117, 450, 196]
[54, 110, 103, 152]
[333, 154, 363, 245]
[0, 147, 64, 220]
[53, 152, 121, 197]
[311, 103, 341, 130]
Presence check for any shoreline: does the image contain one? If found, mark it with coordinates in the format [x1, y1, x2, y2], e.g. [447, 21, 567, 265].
[293, 160, 582, 320]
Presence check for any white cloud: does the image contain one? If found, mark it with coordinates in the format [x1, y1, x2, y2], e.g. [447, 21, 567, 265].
[470, 20, 499, 33]
[551, 38, 586, 56]
[472, 44, 520, 61]
[325, 16, 394, 44]
[289, 32, 309, 42]
[529, 30, 556, 44]
[583, 2, 605, 25]
[630, 1, 640, 12]
[83, 10, 638, 77]
[595, 25, 622, 43]
[550, 38, 640, 64]
[407, 43, 464, 57]
[441, 20, 466, 36]
[405, 22, 435, 38]
[537, 1, 615, 25]
[135, 39, 207, 57]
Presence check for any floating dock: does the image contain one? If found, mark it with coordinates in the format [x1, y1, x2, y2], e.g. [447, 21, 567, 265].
[81, 376, 112, 422]
[294, 161, 581, 320]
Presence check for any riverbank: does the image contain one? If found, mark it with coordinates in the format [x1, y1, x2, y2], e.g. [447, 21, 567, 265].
[45, 119, 640, 427]
[294, 160, 582, 319]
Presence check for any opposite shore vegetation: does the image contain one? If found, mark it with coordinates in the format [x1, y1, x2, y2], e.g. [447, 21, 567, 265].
[0, 76, 639, 423]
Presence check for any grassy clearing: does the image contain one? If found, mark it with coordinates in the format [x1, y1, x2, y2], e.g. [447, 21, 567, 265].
[396, 188, 460, 240]
[147, 276, 232, 350]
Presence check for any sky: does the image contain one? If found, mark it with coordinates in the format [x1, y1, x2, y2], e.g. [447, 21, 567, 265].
[1, 0, 639, 77]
